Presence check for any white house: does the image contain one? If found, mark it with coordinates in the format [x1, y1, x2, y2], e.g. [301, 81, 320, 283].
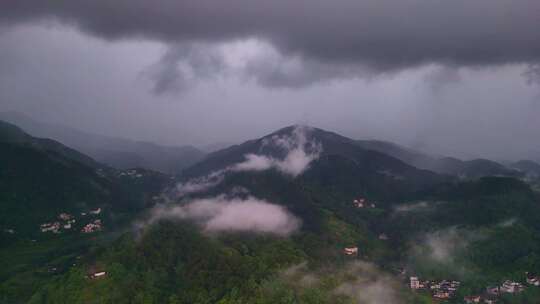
[500, 280, 524, 293]
[526, 272, 540, 286]
[463, 295, 481, 303]
[89, 208, 102, 215]
[90, 271, 107, 279]
[410, 277, 421, 289]
[343, 247, 358, 256]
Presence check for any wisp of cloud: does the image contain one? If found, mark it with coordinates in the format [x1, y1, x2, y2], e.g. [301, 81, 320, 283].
[280, 261, 405, 304]
[233, 125, 322, 177]
[176, 125, 322, 196]
[142, 195, 301, 236]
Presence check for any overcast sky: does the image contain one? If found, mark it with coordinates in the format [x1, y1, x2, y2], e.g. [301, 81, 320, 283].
[1, 1, 539, 160]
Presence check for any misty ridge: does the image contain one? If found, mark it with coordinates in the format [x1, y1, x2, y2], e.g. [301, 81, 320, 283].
[236, 125, 322, 177]
[128, 126, 318, 242]
[143, 126, 316, 238]
[176, 125, 322, 196]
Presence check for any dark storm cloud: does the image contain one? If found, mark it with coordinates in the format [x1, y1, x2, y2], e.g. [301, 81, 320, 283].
[2, 0, 540, 90]
[144, 43, 225, 95]
[244, 56, 372, 88]
[1, 2, 540, 163]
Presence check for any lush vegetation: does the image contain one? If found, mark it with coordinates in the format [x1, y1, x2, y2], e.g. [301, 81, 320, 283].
[3, 123, 540, 303]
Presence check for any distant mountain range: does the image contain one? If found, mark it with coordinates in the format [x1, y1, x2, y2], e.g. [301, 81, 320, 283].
[2, 112, 538, 181]
[0, 120, 99, 168]
[510, 160, 540, 178]
[354, 139, 523, 179]
[0, 112, 206, 174]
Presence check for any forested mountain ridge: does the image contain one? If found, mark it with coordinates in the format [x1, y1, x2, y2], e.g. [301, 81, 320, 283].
[0, 112, 206, 174]
[354, 139, 522, 179]
[0, 121, 174, 238]
[0, 120, 100, 168]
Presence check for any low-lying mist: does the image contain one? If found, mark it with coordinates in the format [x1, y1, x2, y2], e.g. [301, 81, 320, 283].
[138, 195, 301, 236]
[266, 261, 409, 304]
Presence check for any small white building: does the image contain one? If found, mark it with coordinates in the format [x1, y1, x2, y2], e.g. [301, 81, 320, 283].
[58, 213, 73, 221]
[526, 272, 540, 286]
[89, 271, 107, 279]
[500, 280, 524, 293]
[378, 233, 389, 240]
[93, 271, 106, 278]
[410, 277, 421, 289]
[343, 247, 358, 256]
[40, 222, 61, 233]
[81, 219, 102, 233]
[464, 295, 481, 303]
[433, 290, 450, 299]
[89, 208, 102, 215]
[486, 286, 500, 295]
[353, 198, 365, 208]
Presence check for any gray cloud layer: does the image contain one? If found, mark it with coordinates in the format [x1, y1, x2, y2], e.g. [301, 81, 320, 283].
[1, 4, 540, 162]
[2, 0, 540, 89]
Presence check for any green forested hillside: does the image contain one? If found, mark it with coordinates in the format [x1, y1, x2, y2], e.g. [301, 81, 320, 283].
[0, 120, 99, 168]
[0, 113, 206, 174]
[2, 124, 540, 304]
[0, 123, 174, 303]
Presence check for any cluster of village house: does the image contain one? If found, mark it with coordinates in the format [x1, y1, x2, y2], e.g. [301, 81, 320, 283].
[409, 272, 540, 303]
[39, 208, 103, 234]
[118, 169, 143, 178]
[40, 212, 76, 233]
[344, 196, 540, 303]
[463, 273, 540, 303]
[81, 219, 103, 233]
[409, 276, 461, 300]
[352, 197, 377, 209]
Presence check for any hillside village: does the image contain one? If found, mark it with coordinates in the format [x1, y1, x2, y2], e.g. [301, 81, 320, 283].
[409, 272, 540, 303]
[352, 197, 377, 209]
[343, 191, 540, 304]
[39, 208, 103, 235]
[340, 240, 540, 303]
[118, 169, 144, 178]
